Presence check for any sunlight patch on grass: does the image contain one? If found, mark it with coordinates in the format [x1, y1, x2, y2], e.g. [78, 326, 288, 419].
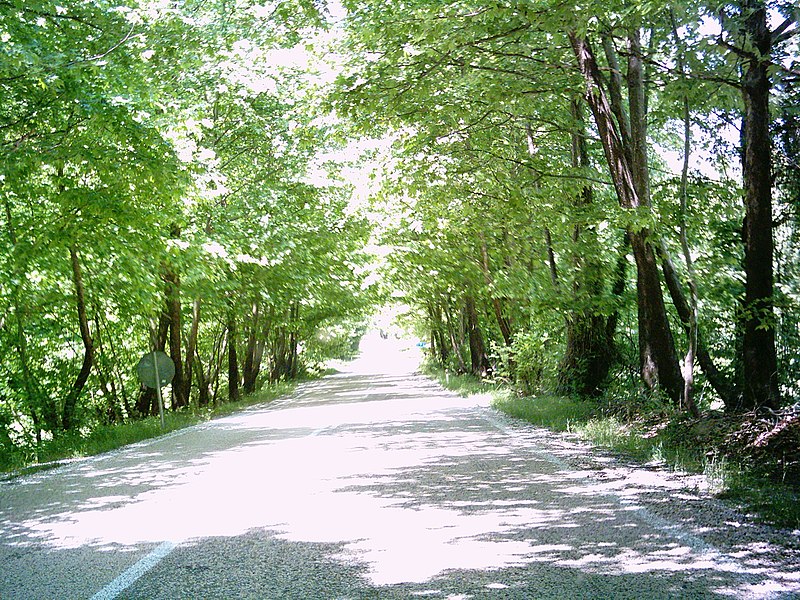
[492, 394, 596, 432]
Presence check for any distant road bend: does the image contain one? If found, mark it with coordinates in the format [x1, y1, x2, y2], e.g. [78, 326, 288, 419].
[1, 334, 799, 599]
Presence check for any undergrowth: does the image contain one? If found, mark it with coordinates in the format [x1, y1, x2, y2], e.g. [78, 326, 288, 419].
[0, 382, 295, 477]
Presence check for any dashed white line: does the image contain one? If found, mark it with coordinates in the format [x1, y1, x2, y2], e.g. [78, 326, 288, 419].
[90, 541, 175, 600]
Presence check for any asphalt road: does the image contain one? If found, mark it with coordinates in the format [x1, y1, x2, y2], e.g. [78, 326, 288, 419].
[1, 337, 799, 599]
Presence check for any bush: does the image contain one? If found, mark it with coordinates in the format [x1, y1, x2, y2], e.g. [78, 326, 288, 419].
[492, 331, 554, 395]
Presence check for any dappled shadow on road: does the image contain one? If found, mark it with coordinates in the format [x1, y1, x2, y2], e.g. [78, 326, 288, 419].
[2, 357, 800, 599]
[277, 412, 800, 599]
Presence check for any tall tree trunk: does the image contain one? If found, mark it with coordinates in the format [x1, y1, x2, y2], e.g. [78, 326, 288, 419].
[62, 246, 94, 430]
[243, 301, 260, 394]
[184, 298, 202, 405]
[288, 302, 300, 379]
[443, 299, 467, 372]
[428, 303, 450, 365]
[271, 328, 287, 382]
[163, 265, 186, 409]
[252, 312, 272, 386]
[659, 246, 732, 407]
[201, 322, 227, 407]
[212, 323, 227, 405]
[671, 12, 701, 417]
[465, 295, 490, 377]
[739, 0, 780, 410]
[569, 31, 683, 403]
[227, 309, 239, 401]
[196, 351, 211, 407]
[479, 234, 513, 347]
[557, 99, 617, 396]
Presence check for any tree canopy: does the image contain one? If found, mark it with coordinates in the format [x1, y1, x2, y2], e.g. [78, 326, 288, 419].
[0, 0, 375, 458]
[1, 0, 798, 470]
[333, 0, 799, 412]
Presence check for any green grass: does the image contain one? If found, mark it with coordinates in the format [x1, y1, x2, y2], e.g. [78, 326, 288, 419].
[719, 476, 800, 529]
[1, 382, 295, 477]
[423, 364, 502, 397]
[492, 394, 596, 432]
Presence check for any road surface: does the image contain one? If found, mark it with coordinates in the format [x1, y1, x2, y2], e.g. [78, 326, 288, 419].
[1, 336, 799, 598]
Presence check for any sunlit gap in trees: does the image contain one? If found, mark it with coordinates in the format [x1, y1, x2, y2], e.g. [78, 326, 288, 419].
[350, 305, 424, 376]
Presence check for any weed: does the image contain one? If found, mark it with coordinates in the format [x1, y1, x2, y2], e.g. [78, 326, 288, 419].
[492, 395, 597, 432]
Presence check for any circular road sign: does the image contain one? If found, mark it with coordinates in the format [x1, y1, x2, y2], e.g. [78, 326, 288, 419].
[137, 351, 176, 389]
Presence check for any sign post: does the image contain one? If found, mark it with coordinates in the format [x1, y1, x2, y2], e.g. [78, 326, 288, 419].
[136, 350, 175, 429]
[152, 351, 164, 429]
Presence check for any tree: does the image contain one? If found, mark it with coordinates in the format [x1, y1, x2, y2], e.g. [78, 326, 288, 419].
[729, 0, 796, 409]
[569, 29, 684, 403]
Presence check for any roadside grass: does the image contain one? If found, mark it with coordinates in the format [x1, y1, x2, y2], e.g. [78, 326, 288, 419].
[0, 381, 295, 477]
[429, 367, 800, 530]
[424, 364, 502, 397]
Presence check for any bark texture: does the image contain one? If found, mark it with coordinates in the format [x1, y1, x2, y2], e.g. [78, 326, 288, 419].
[62, 247, 94, 430]
[740, 0, 780, 410]
[569, 31, 683, 403]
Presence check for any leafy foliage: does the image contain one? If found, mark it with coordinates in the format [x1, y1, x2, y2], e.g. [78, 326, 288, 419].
[0, 0, 377, 465]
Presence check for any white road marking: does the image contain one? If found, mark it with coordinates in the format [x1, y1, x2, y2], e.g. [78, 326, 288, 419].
[90, 420, 326, 599]
[90, 541, 175, 600]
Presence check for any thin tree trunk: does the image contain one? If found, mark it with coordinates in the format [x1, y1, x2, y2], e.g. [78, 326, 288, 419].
[677, 104, 700, 416]
[443, 299, 467, 372]
[243, 301, 260, 394]
[658, 245, 732, 406]
[288, 302, 300, 379]
[569, 30, 683, 403]
[428, 303, 450, 365]
[212, 324, 226, 405]
[627, 26, 650, 209]
[543, 227, 560, 291]
[479, 233, 513, 347]
[185, 298, 201, 404]
[163, 265, 186, 409]
[600, 32, 633, 155]
[465, 295, 490, 377]
[271, 328, 286, 382]
[254, 305, 274, 383]
[196, 351, 211, 407]
[202, 322, 227, 407]
[62, 246, 94, 430]
[669, 11, 701, 417]
[96, 309, 131, 418]
[227, 309, 239, 401]
[92, 311, 123, 423]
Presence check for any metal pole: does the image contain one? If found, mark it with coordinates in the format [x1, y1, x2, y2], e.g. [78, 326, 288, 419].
[153, 351, 165, 429]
